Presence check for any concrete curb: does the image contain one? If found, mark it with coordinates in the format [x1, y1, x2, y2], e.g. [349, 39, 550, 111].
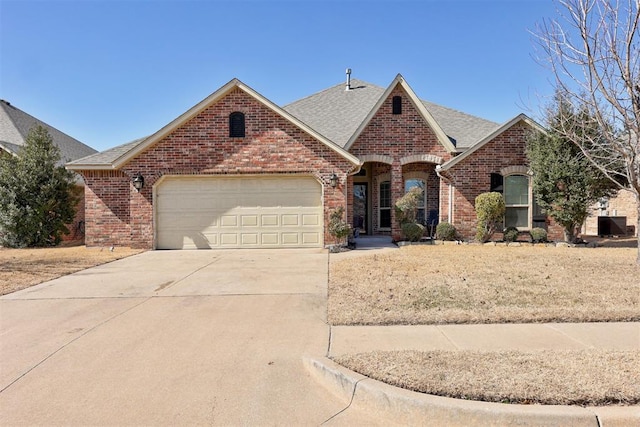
[304, 357, 640, 427]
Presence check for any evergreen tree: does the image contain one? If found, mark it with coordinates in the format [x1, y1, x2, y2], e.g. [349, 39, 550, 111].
[527, 98, 616, 242]
[0, 125, 78, 247]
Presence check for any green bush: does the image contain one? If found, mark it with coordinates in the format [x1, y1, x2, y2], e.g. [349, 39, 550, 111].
[530, 227, 548, 243]
[436, 222, 457, 241]
[402, 222, 425, 242]
[475, 192, 506, 243]
[503, 226, 519, 242]
[0, 125, 78, 247]
[394, 187, 423, 225]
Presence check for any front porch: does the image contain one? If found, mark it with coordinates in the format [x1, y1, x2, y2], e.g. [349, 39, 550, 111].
[347, 159, 442, 240]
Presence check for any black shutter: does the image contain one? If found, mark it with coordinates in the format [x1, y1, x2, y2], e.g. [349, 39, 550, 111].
[490, 173, 503, 193]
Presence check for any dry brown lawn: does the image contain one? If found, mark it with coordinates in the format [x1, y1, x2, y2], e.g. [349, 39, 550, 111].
[329, 242, 640, 406]
[0, 244, 144, 295]
[329, 244, 640, 325]
[335, 349, 640, 406]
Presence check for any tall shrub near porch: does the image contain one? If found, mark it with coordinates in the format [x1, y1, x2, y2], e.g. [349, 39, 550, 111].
[475, 192, 505, 243]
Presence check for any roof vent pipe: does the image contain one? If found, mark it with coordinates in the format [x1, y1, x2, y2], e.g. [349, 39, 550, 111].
[345, 68, 352, 91]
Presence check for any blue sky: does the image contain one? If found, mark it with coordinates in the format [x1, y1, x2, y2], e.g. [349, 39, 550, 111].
[1, 0, 559, 152]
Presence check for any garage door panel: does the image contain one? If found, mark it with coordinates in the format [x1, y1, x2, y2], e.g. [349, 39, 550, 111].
[261, 215, 279, 227]
[261, 233, 279, 245]
[156, 176, 323, 249]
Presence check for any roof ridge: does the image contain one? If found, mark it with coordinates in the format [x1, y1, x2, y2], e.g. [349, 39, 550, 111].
[282, 78, 384, 108]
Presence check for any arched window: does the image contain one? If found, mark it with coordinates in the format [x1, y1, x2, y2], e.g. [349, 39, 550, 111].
[229, 112, 245, 138]
[504, 174, 530, 228]
[404, 178, 426, 224]
[392, 96, 402, 115]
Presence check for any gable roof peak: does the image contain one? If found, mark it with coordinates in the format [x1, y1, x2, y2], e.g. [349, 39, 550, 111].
[68, 77, 360, 170]
[342, 74, 457, 153]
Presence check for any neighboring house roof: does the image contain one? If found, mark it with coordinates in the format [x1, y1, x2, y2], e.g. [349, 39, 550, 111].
[438, 113, 546, 172]
[67, 79, 360, 170]
[283, 75, 500, 150]
[0, 99, 97, 165]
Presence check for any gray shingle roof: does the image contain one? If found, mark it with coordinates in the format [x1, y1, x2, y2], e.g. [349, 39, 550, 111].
[283, 78, 500, 149]
[0, 99, 97, 165]
[419, 100, 500, 149]
[69, 136, 149, 167]
[283, 79, 383, 148]
[70, 76, 505, 168]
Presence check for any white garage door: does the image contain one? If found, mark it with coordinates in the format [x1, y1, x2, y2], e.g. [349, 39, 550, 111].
[156, 176, 323, 249]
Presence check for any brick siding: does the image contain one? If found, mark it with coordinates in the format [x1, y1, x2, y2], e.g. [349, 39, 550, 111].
[78, 88, 354, 248]
[442, 121, 564, 241]
[348, 86, 453, 239]
[78, 82, 574, 248]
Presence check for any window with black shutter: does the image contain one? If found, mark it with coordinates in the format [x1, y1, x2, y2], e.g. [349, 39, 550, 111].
[490, 173, 504, 193]
[229, 112, 245, 138]
[392, 96, 402, 115]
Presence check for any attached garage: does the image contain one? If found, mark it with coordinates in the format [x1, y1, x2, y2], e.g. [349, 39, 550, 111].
[155, 175, 323, 249]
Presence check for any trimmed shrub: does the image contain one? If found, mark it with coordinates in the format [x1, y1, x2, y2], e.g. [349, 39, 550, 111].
[328, 207, 351, 245]
[436, 222, 457, 241]
[530, 227, 548, 243]
[402, 222, 425, 242]
[503, 226, 519, 242]
[395, 187, 423, 225]
[475, 192, 506, 243]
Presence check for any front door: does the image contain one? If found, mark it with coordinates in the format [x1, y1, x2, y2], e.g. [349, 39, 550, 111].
[353, 183, 368, 234]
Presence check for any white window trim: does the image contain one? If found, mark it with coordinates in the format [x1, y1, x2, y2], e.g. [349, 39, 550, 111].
[403, 171, 429, 224]
[503, 173, 533, 230]
[378, 173, 391, 231]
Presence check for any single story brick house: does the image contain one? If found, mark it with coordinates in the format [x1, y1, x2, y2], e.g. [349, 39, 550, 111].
[67, 73, 569, 249]
[1, 99, 97, 242]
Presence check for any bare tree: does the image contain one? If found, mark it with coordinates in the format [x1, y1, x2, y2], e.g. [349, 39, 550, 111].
[534, 0, 640, 264]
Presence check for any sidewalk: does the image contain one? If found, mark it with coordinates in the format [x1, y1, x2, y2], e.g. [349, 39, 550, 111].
[307, 322, 640, 426]
[329, 322, 640, 356]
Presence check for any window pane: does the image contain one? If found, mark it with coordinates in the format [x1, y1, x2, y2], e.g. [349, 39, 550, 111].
[380, 181, 391, 208]
[506, 207, 528, 228]
[404, 179, 425, 206]
[504, 175, 528, 205]
[380, 209, 391, 228]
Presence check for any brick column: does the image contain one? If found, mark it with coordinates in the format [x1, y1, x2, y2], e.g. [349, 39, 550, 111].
[390, 159, 403, 241]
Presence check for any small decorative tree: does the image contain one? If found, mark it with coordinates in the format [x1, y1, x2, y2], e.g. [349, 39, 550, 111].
[328, 207, 351, 247]
[395, 187, 425, 241]
[0, 125, 78, 247]
[475, 192, 506, 243]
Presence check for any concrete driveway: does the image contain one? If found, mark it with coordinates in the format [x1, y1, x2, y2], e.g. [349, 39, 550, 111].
[0, 249, 368, 425]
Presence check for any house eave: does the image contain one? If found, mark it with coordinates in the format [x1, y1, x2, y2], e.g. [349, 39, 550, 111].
[439, 113, 545, 171]
[103, 79, 360, 170]
[343, 74, 457, 154]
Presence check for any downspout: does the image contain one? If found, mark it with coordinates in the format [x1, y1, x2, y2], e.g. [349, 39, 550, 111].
[435, 164, 453, 224]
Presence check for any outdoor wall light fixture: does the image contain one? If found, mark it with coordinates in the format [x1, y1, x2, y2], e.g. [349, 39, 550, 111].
[329, 173, 338, 188]
[132, 173, 145, 192]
